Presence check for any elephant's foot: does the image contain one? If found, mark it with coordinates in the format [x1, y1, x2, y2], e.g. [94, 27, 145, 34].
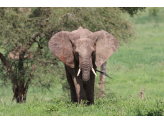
[87, 101, 94, 105]
[71, 97, 77, 103]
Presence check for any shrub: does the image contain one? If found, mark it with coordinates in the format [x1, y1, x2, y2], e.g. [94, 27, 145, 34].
[149, 7, 160, 16]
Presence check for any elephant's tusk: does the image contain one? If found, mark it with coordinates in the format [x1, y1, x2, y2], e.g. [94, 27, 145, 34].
[92, 68, 97, 76]
[77, 69, 81, 76]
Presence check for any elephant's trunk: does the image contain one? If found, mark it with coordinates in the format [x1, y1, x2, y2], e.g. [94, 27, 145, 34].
[81, 61, 91, 82]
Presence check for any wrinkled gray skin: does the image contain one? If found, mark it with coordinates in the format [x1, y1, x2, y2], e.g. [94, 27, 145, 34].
[48, 27, 118, 105]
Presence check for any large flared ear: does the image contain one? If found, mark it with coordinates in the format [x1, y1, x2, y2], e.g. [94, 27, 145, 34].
[89, 30, 118, 67]
[48, 31, 75, 68]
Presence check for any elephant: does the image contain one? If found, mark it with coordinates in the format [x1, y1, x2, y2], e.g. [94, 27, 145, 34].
[48, 27, 118, 105]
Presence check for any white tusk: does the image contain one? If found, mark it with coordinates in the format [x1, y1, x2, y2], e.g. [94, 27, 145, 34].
[77, 69, 81, 76]
[92, 68, 97, 76]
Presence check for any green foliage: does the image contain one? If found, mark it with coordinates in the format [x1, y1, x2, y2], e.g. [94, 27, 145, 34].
[0, 8, 34, 49]
[149, 7, 160, 16]
[120, 7, 146, 17]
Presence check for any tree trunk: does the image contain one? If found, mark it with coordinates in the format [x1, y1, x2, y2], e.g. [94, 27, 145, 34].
[12, 54, 27, 103]
[12, 62, 35, 103]
[99, 61, 106, 97]
[12, 80, 27, 103]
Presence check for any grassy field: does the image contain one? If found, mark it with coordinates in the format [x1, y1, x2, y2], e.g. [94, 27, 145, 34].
[0, 7, 164, 116]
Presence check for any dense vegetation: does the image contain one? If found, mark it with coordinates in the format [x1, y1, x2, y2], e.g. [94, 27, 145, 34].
[1, 7, 164, 116]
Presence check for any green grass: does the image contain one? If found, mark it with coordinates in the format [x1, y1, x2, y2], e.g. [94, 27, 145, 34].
[0, 7, 164, 116]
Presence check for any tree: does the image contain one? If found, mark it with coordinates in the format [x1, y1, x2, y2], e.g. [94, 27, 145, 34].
[0, 8, 49, 102]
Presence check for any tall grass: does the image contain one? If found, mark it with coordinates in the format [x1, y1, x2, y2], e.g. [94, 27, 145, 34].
[0, 7, 164, 116]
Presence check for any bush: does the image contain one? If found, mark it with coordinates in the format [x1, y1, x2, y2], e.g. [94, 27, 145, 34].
[149, 7, 160, 16]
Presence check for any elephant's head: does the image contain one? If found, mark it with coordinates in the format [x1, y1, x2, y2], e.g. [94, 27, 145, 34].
[48, 27, 118, 82]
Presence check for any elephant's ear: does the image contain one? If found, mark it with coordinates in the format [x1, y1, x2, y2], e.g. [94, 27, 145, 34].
[48, 31, 75, 68]
[89, 30, 118, 67]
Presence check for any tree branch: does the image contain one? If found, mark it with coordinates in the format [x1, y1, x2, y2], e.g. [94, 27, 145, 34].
[0, 52, 13, 76]
[0, 52, 17, 88]
[24, 63, 36, 92]
[27, 32, 41, 49]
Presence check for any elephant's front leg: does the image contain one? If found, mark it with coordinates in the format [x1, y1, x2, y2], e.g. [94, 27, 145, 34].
[83, 84, 94, 105]
[84, 72, 95, 105]
[65, 66, 77, 102]
[72, 76, 87, 104]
